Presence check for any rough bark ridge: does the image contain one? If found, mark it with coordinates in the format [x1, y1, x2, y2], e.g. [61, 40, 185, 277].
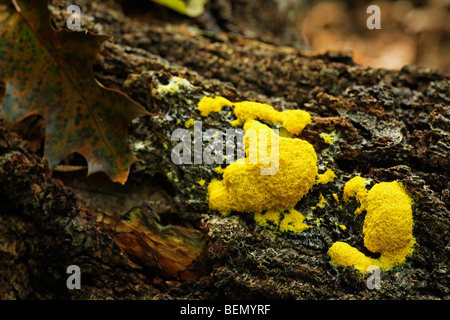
[0, 0, 448, 299]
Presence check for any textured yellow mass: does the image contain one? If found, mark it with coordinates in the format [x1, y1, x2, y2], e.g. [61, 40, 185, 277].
[328, 242, 380, 273]
[329, 179, 414, 273]
[214, 166, 225, 174]
[332, 193, 339, 203]
[232, 101, 281, 126]
[279, 110, 312, 135]
[254, 209, 311, 234]
[343, 176, 368, 215]
[232, 100, 311, 134]
[343, 176, 368, 202]
[198, 96, 312, 135]
[198, 96, 233, 116]
[316, 169, 336, 184]
[279, 209, 311, 233]
[208, 121, 317, 213]
[362, 181, 414, 268]
[254, 210, 281, 227]
[200, 96, 318, 214]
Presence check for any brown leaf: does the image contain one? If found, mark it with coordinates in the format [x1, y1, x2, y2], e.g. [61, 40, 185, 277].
[0, 0, 149, 183]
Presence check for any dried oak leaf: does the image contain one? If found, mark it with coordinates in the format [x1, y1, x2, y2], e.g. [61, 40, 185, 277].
[0, 0, 149, 184]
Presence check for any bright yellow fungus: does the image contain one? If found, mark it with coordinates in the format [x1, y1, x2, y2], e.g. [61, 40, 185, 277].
[316, 168, 336, 184]
[254, 209, 311, 234]
[208, 121, 317, 213]
[185, 118, 195, 128]
[254, 210, 281, 227]
[343, 176, 368, 202]
[343, 176, 368, 214]
[231, 101, 280, 126]
[214, 166, 225, 174]
[200, 96, 318, 214]
[334, 222, 347, 231]
[198, 96, 312, 135]
[317, 194, 327, 208]
[197, 179, 206, 186]
[319, 131, 338, 145]
[332, 193, 339, 203]
[329, 242, 380, 273]
[198, 96, 233, 116]
[329, 179, 414, 273]
[231, 100, 311, 135]
[279, 209, 311, 233]
[311, 193, 328, 211]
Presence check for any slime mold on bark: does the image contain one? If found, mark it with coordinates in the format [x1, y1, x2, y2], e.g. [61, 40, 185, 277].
[198, 96, 318, 214]
[329, 178, 415, 273]
[198, 96, 416, 273]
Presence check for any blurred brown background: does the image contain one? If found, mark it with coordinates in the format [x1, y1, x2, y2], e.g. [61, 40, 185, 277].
[298, 0, 450, 73]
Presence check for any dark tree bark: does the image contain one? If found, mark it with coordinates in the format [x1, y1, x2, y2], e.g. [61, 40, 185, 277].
[0, 0, 448, 299]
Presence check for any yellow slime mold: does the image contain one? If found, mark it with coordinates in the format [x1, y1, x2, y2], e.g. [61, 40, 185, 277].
[199, 96, 318, 214]
[329, 178, 414, 273]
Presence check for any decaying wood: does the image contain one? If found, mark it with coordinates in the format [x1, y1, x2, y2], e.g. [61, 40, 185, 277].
[0, 0, 448, 299]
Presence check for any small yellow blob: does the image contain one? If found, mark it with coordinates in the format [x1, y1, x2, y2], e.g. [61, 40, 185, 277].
[214, 166, 225, 174]
[317, 194, 327, 208]
[279, 209, 311, 233]
[334, 222, 347, 231]
[232, 100, 281, 126]
[311, 194, 328, 211]
[198, 96, 233, 116]
[316, 169, 336, 184]
[329, 179, 414, 273]
[199, 96, 312, 136]
[328, 241, 380, 273]
[254, 209, 312, 234]
[279, 110, 312, 135]
[343, 176, 368, 214]
[315, 217, 323, 226]
[185, 118, 195, 129]
[332, 193, 339, 203]
[319, 131, 338, 145]
[231, 100, 311, 135]
[197, 179, 206, 186]
[254, 210, 281, 227]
